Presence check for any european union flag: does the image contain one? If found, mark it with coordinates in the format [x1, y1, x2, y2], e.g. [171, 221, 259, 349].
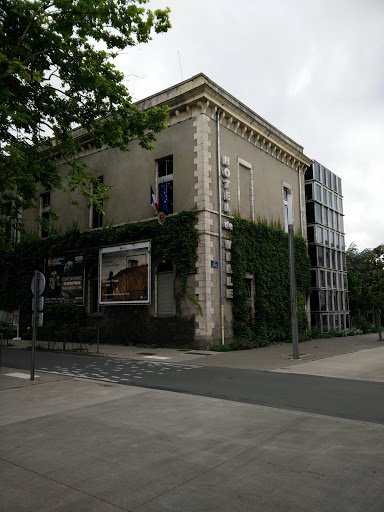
[162, 180, 169, 214]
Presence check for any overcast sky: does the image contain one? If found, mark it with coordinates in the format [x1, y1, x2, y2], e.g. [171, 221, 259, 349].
[115, 0, 383, 251]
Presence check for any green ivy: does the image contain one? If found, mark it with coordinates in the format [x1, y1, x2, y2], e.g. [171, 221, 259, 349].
[0, 210, 199, 331]
[231, 216, 311, 343]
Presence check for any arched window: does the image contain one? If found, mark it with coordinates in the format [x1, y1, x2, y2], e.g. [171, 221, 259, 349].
[157, 261, 174, 315]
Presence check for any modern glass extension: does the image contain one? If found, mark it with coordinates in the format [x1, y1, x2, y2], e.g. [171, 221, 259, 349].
[305, 161, 350, 332]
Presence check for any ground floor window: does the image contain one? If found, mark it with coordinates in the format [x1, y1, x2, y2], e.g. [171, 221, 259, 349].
[157, 261, 174, 315]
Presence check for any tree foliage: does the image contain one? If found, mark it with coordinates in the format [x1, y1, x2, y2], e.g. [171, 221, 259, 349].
[0, 0, 171, 249]
[346, 242, 384, 337]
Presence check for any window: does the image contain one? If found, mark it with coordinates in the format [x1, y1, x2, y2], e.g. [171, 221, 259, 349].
[305, 183, 313, 201]
[92, 176, 104, 229]
[307, 226, 315, 243]
[3, 201, 12, 235]
[283, 186, 292, 233]
[40, 192, 51, 238]
[245, 276, 255, 325]
[158, 156, 173, 214]
[323, 187, 327, 205]
[311, 270, 317, 288]
[313, 162, 320, 181]
[316, 226, 323, 244]
[320, 290, 326, 311]
[157, 261, 174, 315]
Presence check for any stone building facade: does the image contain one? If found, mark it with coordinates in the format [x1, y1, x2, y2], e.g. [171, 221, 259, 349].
[22, 74, 313, 346]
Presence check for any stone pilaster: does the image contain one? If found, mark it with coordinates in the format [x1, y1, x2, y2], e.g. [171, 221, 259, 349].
[193, 113, 215, 343]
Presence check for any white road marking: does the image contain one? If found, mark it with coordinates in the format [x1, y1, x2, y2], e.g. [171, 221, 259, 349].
[142, 356, 170, 360]
[4, 372, 38, 379]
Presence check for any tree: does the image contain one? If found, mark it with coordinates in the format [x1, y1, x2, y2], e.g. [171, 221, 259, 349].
[362, 244, 384, 341]
[0, 0, 171, 249]
[346, 242, 384, 339]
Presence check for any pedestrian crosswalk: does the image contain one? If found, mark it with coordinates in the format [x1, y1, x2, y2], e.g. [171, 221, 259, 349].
[38, 358, 202, 384]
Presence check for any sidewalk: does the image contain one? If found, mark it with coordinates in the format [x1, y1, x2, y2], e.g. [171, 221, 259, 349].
[1, 366, 384, 511]
[1, 333, 384, 511]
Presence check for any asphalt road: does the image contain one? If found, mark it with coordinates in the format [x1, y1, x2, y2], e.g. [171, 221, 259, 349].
[3, 348, 384, 425]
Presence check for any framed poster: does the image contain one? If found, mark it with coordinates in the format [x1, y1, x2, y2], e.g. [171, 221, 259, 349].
[45, 253, 84, 305]
[99, 241, 151, 305]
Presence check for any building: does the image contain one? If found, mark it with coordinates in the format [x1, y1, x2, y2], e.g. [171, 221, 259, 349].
[20, 73, 314, 346]
[305, 161, 350, 332]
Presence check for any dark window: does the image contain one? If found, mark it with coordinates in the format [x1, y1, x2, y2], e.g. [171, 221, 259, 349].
[92, 176, 104, 229]
[306, 202, 315, 224]
[307, 226, 315, 243]
[314, 162, 320, 181]
[40, 192, 51, 238]
[317, 246, 324, 267]
[158, 155, 173, 214]
[308, 246, 317, 267]
[305, 183, 313, 201]
[311, 270, 317, 288]
[4, 201, 12, 234]
[311, 292, 320, 312]
[320, 290, 326, 311]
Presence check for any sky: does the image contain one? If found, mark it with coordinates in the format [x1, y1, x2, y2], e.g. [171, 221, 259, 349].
[114, 0, 383, 251]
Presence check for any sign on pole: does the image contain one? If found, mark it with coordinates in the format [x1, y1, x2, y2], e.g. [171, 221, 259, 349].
[31, 271, 45, 381]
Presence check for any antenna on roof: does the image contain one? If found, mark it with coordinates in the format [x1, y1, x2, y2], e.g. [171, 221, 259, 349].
[178, 51, 184, 81]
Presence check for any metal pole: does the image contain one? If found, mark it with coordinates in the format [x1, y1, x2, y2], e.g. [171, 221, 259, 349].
[31, 270, 38, 381]
[288, 225, 299, 359]
[97, 327, 100, 354]
[216, 109, 225, 345]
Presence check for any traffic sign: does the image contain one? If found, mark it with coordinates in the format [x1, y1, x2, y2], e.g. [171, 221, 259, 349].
[31, 272, 45, 296]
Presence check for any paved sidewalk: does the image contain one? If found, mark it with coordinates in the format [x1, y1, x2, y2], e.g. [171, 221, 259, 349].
[1, 367, 384, 512]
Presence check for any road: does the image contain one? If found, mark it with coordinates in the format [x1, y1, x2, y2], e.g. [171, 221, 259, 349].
[3, 348, 384, 425]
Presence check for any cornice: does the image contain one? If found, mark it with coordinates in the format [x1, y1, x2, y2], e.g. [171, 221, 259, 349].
[163, 82, 312, 172]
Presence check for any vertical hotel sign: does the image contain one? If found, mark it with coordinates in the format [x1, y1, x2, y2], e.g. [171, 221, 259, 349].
[99, 241, 151, 305]
[221, 156, 233, 299]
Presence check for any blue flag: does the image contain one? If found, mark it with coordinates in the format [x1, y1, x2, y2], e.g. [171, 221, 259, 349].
[162, 180, 169, 214]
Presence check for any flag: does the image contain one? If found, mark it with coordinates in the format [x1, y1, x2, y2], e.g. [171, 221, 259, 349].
[150, 185, 159, 213]
[162, 180, 169, 215]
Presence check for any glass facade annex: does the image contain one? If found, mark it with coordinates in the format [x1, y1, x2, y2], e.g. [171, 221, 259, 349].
[305, 161, 350, 332]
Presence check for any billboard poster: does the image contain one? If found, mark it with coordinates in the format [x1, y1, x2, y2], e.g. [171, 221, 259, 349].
[99, 241, 150, 305]
[44, 253, 84, 305]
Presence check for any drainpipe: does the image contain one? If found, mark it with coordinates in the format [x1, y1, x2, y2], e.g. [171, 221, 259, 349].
[216, 109, 225, 345]
[298, 163, 304, 236]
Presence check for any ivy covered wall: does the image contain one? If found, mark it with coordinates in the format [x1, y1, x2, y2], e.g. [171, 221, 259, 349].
[231, 216, 311, 343]
[0, 211, 199, 346]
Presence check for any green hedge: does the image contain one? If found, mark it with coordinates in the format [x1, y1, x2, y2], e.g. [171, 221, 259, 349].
[231, 216, 311, 344]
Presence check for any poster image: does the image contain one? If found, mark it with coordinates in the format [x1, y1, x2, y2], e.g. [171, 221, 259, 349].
[45, 253, 84, 305]
[99, 242, 151, 305]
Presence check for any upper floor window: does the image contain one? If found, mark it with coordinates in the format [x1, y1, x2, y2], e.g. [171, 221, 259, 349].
[157, 156, 173, 214]
[4, 201, 12, 235]
[92, 176, 104, 229]
[40, 192, 50, 238]
[283, 185, 292, 233]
